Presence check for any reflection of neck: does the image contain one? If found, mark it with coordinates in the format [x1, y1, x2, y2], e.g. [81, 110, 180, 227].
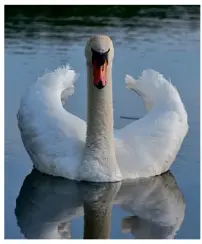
[83, 201, 112, 239]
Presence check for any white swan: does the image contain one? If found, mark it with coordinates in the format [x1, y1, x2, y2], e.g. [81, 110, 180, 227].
[17, 35, 188, 182]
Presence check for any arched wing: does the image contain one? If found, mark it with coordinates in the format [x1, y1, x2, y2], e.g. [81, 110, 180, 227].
[17, 66, 87, 179]
[114, 71, 188, 179]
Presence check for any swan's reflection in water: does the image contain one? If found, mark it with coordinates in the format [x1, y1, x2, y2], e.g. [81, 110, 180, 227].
[15, 170, 185, 239]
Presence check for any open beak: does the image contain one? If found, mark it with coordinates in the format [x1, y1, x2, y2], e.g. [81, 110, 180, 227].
[93, 61, 107, 89]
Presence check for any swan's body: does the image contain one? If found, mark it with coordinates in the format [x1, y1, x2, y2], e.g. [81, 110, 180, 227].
[17, 35, 188, 182]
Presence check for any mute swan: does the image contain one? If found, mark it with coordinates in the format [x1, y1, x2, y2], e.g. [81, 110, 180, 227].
[15, 170, 185, 239]
[17, 35, 188, 182]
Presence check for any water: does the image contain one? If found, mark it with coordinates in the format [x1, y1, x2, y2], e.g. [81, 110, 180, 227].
[5, 6, 200, 239]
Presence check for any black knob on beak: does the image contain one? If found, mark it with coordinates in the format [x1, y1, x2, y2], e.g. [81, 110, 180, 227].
[91, 48, 110, 66]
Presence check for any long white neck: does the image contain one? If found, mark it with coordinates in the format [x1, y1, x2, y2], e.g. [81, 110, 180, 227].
[78, 63, 121, 182]
[86, 64, 114, 149]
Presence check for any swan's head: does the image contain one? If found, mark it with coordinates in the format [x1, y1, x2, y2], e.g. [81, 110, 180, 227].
[85, 35, 114, 89]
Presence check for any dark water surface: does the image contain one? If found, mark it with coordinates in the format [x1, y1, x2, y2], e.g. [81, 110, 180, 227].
[5, 6, 200, 239]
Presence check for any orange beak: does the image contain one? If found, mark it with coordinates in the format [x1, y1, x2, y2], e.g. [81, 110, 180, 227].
[93, 61, 107, 89]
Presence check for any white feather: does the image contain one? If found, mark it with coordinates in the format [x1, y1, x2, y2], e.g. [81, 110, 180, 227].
[17, 65, 86, 180]
[115, 69, 188, 179]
